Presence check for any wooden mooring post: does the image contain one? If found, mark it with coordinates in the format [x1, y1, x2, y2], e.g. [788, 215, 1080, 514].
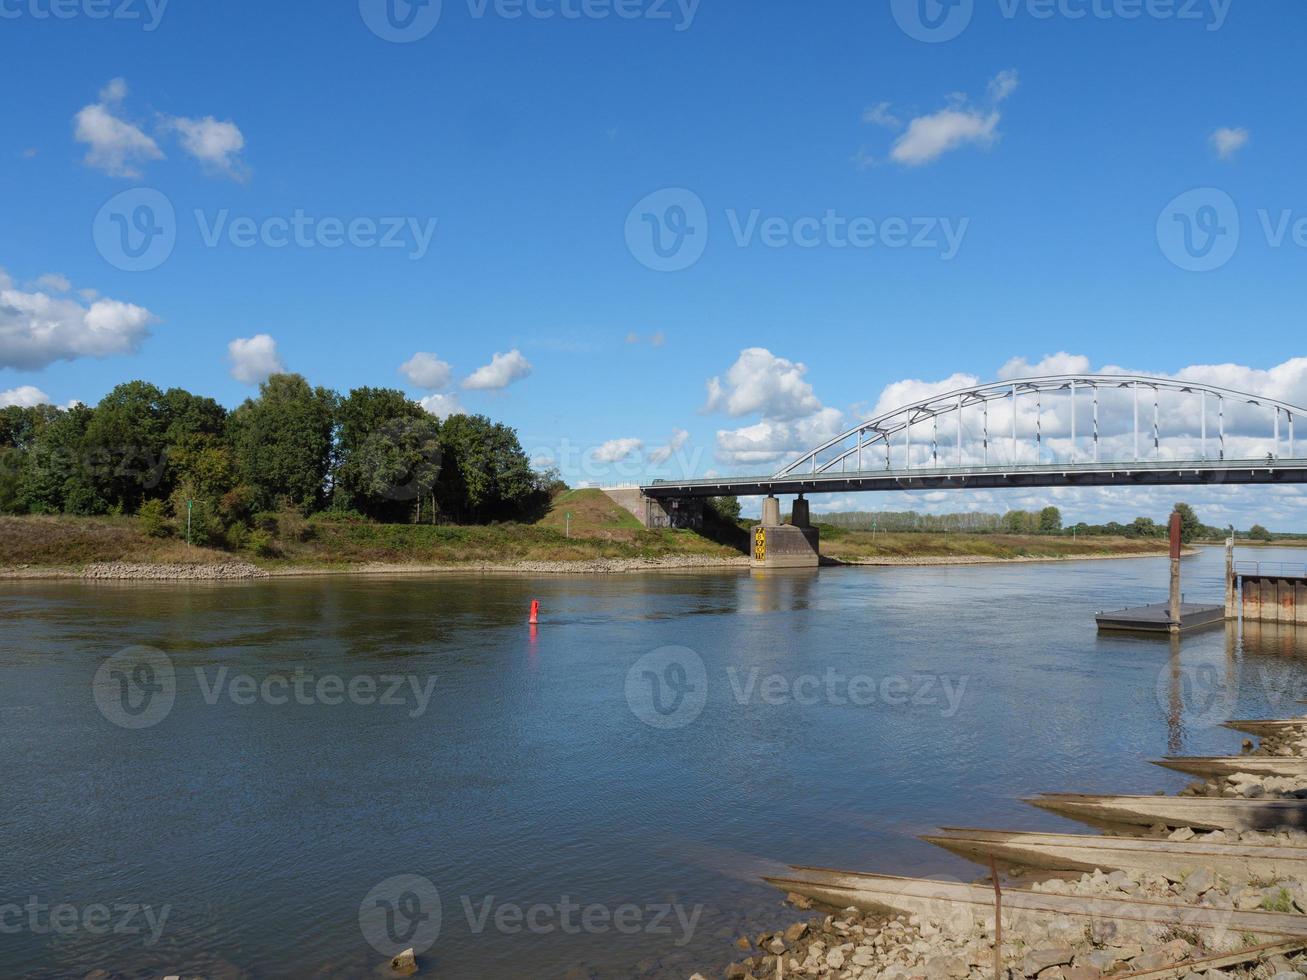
[1168, 511, 1182, 635]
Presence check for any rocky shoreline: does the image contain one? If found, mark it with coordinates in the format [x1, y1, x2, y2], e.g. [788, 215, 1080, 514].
[699, 726, 1307, 980]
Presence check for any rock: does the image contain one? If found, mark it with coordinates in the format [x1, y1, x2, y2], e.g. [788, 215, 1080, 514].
[826, 948, 846, 969]
[389, 948, 417, 973]
[786, 892, 813, 910]
[1022, 944, 1075, 976]
[1184, 868, 1216, 896]
[1243, 782, 1266, 798]
[783, 921, 809, 944]
[1064, 968, 1101, 980]
[766, 936, 785, 954]
[924, 954, 969, 980]
[734, 935, 751, 951]
[1040, 969, 1065, 980]
[1169, 826, 1196, 842]
[724, 964, 748, 979]
[1080, 949, 1126, 972]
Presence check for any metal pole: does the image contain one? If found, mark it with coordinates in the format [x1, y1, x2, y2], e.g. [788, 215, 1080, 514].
[1201, 389, 1207, 459]
[1274, 407, 1280, 459]
[905, 412, 911, 469]
[932, 413, 938, 467]
[1291, 413, 1296, 458]
[1153, 389, 1159, 458]
[1219, 394, 1225, 460]
[957, 393, 963, 467]
[1093, 386, 1099, 462]
[1133, 382, 1139, 462]
[857, 429, 864, 472]
[983, 400, 989, 465]
[1011, 384, 1018, 464]
[1036, 391, 1042, 464]
[1070, 380, 1076, 463]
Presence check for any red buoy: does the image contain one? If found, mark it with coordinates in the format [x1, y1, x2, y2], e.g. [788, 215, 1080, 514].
[529, 600, 540, 625]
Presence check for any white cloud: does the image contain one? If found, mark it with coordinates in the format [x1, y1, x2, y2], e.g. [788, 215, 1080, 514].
[227, 334, 284, 385]
[997, 352, 1092, 380]
[705, 347, 824, 420]
[868, 372, 982, 418]
[0, 385, 52, 408]
[862, 101, 901, 128]
[73, 78, 163, 178]
[400, 352, 453, 390]
[463, 349, 532, 390]
[705, 348, 847, 466]
[168, 115, 248, 179]
[594, 437, 643, 463]
[419, 392, 465, 419]
[890, 69, 1018, 167]
[647, 427, 689, 465]
[33, 274, 70, 293]
[0, 272, 157, 370]
[1210, 126, 1249, 160]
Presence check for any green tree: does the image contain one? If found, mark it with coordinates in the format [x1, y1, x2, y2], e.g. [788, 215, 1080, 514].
[1038, 506, 1063, 534]
[228, 374, 337, 512]
[81, 381, 169, 512]
[1249, 524, 1273, 542]
[333, 387, 434, 518]
[707, 496, 742, 522]
[435, 414, 536, 522]
[18, 405, 102, 515]
[1174, 502, 1203, 543]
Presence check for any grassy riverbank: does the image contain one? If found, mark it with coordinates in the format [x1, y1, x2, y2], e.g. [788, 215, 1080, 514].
[0, 490, 1174, 575]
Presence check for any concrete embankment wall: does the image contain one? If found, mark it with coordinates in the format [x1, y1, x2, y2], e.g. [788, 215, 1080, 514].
[1241, 575, 1307, 625]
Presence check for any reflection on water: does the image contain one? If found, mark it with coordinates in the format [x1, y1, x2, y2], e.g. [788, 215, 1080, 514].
[2, 546, 1307, 978]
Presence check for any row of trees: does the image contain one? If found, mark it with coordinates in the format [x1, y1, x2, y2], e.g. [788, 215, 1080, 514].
[0, 375, 557, 545]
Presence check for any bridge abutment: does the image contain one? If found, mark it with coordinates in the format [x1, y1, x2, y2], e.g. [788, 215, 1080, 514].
[751, 494, 819, 569]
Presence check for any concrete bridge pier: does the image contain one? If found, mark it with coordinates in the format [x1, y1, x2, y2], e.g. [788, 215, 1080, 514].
[751, 494, 819, 569]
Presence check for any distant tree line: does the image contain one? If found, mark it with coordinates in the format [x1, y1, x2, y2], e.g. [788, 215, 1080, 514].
[0, 375, 561, 547]
[816, 503, 1287, 543]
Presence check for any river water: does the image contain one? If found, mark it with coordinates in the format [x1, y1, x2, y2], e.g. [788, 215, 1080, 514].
[3, 545, 1307, 979]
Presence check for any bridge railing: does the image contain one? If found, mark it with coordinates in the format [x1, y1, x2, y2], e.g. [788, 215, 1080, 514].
[1234, 560, 1307, 578]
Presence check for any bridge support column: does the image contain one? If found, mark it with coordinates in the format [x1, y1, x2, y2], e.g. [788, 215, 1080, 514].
[751, 494, 819, 569]
[1167, 511, 1182, 635]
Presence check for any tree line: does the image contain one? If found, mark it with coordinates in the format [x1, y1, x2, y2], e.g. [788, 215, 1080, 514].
[0, 374, 561, 547]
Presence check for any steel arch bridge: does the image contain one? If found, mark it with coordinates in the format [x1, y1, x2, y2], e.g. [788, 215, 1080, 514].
[643, 374, 1307, 499]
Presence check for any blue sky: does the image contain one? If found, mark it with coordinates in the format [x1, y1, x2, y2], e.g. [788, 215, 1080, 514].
[2, 0, 1305, 527]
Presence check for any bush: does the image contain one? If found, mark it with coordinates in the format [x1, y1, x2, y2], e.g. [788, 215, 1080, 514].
[246, 528, 277, 557]
[224, 522, 250, 550]
[138, 499, 172, 538]
[1249, 524, 1273, 542]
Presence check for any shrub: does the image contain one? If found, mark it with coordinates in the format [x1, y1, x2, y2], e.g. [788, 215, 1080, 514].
[246, 528, 277, 557]
[138, 499, 171, 538]
[224, 522, 249, 550]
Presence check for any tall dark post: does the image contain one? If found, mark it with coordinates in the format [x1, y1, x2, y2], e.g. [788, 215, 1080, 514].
[1168, 510, 1182, 634]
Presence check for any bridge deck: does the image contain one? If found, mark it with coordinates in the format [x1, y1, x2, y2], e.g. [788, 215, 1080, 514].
[642, 457, 1307, 499]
